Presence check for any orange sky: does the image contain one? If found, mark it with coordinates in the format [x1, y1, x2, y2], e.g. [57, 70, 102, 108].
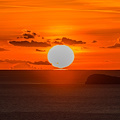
[0, 0, 120, 69]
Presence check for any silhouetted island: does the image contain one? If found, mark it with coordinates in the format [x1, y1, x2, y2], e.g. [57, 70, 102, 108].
[86, 74, 120, 84]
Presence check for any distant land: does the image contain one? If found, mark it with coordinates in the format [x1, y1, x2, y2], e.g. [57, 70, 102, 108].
[86, 74, 120, 84]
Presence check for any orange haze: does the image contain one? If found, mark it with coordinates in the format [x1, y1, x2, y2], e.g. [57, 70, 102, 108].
[0, 0, 120, 69]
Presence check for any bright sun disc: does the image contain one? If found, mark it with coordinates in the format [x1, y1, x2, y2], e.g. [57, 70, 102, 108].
[48, 45, 74, 68]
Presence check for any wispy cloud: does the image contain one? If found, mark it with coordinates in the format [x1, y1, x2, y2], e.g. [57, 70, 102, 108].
[100, 37, 120, 49]
[0, 59, 51, 65]
[1, 0, 120, 14]
[0, 48, 8, 51]
[107, 43, 120, 48]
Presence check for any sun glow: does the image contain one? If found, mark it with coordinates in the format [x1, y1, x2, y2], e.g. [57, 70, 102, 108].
[47, 25, 73, 35]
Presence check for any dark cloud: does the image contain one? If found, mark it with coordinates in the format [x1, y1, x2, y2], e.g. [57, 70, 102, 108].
[17, 30, 37, 39]
[36, 49, 46, 52]
[9, 40, 51, 47]
[100, 47, 105, 48]
[53, 41, 63, 45]
[26, 30, 31, 32]
[30, 61, 51, 65]
[118, 38, 120, 43]
[62, 37, 86, 45]
[0, 59, 51, 65]
[92, 40, 97, 43]
[32, 32, 37, 36]
[100, 41, 120, 48]
[52, 37, 86, 45]
[47, 39, 51, 42]
[0, 48, 8, 51]
[23, 33, 35, 39]
[107, 43, 120, 48]
[81, 47, 88, 49]
[55, 38, 61, 40]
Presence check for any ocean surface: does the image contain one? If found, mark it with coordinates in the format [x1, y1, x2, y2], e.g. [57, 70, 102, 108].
[0, 70, 120, 120]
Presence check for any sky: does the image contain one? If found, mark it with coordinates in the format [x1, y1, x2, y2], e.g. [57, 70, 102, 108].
[0, 0, 120, 70]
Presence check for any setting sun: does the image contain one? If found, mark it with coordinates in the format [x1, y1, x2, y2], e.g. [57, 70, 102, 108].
[48, 45, 74, 68]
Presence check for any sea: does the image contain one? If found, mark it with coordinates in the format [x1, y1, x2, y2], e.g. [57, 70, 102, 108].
[0, 70, 120, 120]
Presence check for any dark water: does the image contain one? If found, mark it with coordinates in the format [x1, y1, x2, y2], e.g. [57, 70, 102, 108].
[0, 70, 120, 84]
[0, 84, 120, 120]
[0, 70, 120, 120]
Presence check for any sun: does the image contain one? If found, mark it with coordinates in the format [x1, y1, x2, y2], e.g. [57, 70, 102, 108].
[47, 45, 74, 69]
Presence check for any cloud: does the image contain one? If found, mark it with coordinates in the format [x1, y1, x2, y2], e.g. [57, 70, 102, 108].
[30, 61, 51, 65]
[107, 43, 120, 48]
[0, 59, 23, 64]
[86, 28, 120, 35]
[100, 47, 105, 48]
[92, 40, 97, 43]
[0, 59, 51, 65]
[11, 63, 33, 70]
[62, 37, 86, 45]
[52, 37, 86, 45]
[81, 47, 88, 49]
[53, 41, 63, 45]
[23, 33, 35, 39]
[36, 49, 46, 52]
[0, 48, 8, 51]
[9, 40, 51, 47]
[26, 30, 31, 32]
[55, 38, 61, 40]
[17, 30, 37, 39]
